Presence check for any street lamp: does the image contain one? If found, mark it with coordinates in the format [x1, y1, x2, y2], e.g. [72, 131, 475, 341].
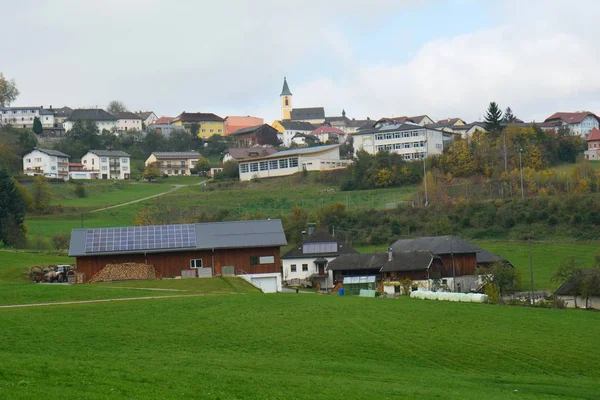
[519, 148, 524, 199]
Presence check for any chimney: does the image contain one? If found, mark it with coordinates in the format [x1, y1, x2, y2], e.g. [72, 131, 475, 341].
[388, 247, 393, 262]
[307, 223, 316, 236]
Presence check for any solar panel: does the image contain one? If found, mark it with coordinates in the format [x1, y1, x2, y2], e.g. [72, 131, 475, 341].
[84, 224, 196, 254]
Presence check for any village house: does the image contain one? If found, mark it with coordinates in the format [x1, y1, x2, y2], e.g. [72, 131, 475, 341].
[145, 151, 200, 176]
[115, 111, 143, 132]
[282, 226, 358, 290]
[68, 220, 288, 292]
[325, 110, 370, 134]
[63, 109, 118, 133]
[584, 128, 600, 160]
[291, 132, 319, 147]
[135, 111, 158, 127]
[352, 123, 448, 160]
[554, 269, 600, 309]
[311, 125, 346, 144]
[22, 148, 70, 179]
[229, 124, 280, 147]
[544, 111, 600, 136]
[81, 150, 131, 180]
[238, 144, 351, 181]
[224, 116, 264, 135]
[272, 120, 316, 147]
[0, 106, 56, 129]
[222, 147, 277, 163]
[171, 112, 225, 138]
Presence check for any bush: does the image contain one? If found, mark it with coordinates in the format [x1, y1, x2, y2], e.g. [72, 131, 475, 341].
[548, 215, 558, 226]
[74, 183, 86, 198]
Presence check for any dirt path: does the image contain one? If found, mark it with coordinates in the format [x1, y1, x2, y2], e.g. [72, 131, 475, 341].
[0, 293, 209, 309]
[89, 179, 209, 213]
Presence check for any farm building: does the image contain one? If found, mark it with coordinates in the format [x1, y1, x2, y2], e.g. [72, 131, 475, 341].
[281, 226, 357, 289]
[69, 220, 288, 290]
[554, 269, 600, 309]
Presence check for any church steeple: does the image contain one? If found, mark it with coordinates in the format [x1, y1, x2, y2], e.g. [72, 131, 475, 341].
[280, 77, 292, 120]
[342, 109, 346, 118]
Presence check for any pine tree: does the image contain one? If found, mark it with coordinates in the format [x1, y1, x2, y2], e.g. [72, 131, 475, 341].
[32, 117, 43, 135]
[484, 102, 503, 132]
[503, 107, 517, 123]
[0, 169, 27, 247]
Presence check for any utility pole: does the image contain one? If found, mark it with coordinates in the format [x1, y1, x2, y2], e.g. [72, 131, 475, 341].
[528, 236, 534, 305]
[423, 139, 428, 206]
[519, 148, 524, 199]
[80, 212, 84, 228]
[503, 130, 508, 172]
[450, 236, 456, 292]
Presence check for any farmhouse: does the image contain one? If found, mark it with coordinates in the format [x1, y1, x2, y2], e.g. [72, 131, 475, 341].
[554, 269, 600, 309]
[145, 151, 200, 176]
[69, 220, 288, 288]
[228, 124, 280, 147]
[237, 144, 351, 181]
[281, 226, 358, 289]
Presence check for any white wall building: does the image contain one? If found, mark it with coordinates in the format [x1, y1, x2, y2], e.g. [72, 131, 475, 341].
[1, 106, 56, 129]
[544, 112, 600, 137]
[145, 152, 201, 176]
[81, 150, 131, 180]
[278, 121, 316, 147]
[352, 124, 447, 160]
[281, 227, 358, 289]
[136, 111, 158, 127]
[115, 112, 143, 132]
[22, 148, 70, 179]
[238, 144, 351, 181]
[63, 109, 117, 133]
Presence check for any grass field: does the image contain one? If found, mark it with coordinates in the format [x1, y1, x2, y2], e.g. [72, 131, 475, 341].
[0, 294, 599, 399]
[553, 160, 600, 174]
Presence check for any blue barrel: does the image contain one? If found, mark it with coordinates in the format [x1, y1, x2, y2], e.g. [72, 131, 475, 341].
[338, 288, 344, 296]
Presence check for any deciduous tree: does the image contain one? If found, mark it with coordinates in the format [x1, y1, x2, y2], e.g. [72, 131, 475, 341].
[192, 157, 211, 176]
[0, 169, 27, 247]
[31, 175, 52, 213]
[0, 73, 19, 107]
[143, 162, 161, 181]
[107, 100, 127, 115]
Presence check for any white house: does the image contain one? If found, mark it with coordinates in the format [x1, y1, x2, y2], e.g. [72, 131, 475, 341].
[291, 133, 319, 147]
[238, 144, 352, 181]
[352, 123, 448, 160]
[115, 112, 143, 133]
[22, 148, 70, 179]
[136, 111, 158, 127]
[311, 126, 346, 144]
[63, 109, 117, 133]
[1, 106, 56, 129]
[278, 121, 316, 147]
[544, 112, 600, 136]
[81, 150, 131, 180]
[281, 226, 358, 289]
[145, 152, 201, 176]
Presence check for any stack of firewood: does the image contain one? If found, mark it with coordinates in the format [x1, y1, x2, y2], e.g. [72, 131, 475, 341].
[88, 263, 157, 283]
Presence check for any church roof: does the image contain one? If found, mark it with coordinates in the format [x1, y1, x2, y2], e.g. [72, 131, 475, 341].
[291, 107, 325, 121]
[280, 77, 292, 96]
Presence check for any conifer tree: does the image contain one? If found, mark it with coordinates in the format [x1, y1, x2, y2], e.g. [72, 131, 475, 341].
[484, 102, 503, 132]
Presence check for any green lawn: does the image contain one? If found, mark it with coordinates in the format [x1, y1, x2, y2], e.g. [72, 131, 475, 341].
[0, 294, 598, 399]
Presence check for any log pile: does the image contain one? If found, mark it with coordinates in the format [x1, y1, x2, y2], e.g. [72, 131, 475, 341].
[88, 263, 157, 283]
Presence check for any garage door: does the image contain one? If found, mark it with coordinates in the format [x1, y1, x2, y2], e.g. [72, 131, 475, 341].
[256, 277, 277, 293]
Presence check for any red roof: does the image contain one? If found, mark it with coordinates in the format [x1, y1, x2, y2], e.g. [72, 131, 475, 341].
[154, 116, 174, 125]
[312, 126, 345, 135]
[545, 112, 599, 124]
[586, 128, 600, 141]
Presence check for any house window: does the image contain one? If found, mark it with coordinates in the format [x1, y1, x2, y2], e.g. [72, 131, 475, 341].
[250, 162, 259, 172]
[279, 158, 289, 169]
[290, 264, 297, 272]
[251, 255, 275, 265]
[101, 157, 107, 162]
[101, 166, 107, 171]
[302, 264, 308, 271]
[190, 259, 203, 268]
[167, 170, 172, 174]
[269, 160, 278, 170]
[259, 161, 268, 171]
[180, 161, 185, 167]
[289, 157, 298, 167]
[240, 164, 249, 173]
[51, 166, 56, 171]
[121, 158, 128, 163]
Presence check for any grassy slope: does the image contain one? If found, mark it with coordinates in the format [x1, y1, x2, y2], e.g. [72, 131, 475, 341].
[0, 295, 598, 399]
[553, 160, 600, 174]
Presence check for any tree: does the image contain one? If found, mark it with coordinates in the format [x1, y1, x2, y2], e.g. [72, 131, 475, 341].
[480, 263, 521, 300]
[192, 157, 211, 176]
[0, 73, 19, 107]
[440, 139, 478, 177]
[51, 232, 70, 254]
[73, 182, 86, 198]
[107, 100, 127, 115]
[31, 175, 52, 213]
[143, 162, 161, 181]
[32, 117, 43, 135]
[484, 102, 503, 132]
[503, 107, 517, 123]
[580, 269, 600, 309]
[0, 169, 27, 247]
[190, 122, 200, 137]
[216, 160, 239, 180]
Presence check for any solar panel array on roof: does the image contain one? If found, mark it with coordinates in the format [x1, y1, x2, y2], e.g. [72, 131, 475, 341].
[84, 224, 196, 254]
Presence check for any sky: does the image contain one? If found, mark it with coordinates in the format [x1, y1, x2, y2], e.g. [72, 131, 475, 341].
[3, 0, 600, 124]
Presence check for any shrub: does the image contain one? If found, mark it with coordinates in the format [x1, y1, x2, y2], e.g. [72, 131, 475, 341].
[74, 183, 86, 198]
[548, 215, 558, 226]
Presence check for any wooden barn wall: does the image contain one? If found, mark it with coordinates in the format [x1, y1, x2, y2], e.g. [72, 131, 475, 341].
[75, 246, 281, 281]
[439, 253, 477, 276]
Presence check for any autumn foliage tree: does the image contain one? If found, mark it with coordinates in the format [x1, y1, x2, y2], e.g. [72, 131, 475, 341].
[143, 162, 161, 181]
[440, 139, 477, 177]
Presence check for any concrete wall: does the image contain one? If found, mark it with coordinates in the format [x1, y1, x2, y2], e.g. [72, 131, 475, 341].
[558, 295, 600, 309]
[282, 256, 335, 287]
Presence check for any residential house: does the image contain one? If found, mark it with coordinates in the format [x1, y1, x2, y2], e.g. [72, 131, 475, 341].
[68, 162, 100, 180]
[148, 124, 185, 138]
[229, 124, 280, 147]
[282, 226, 358, 289]
[544, 112, 600, 136]
[171, 112, 225, 138]
[291, 132, 320, 147]
[238, 144, 351, 181]
[554, 269, 600, 309]
[325, 111, 372, 134]
[154, 116, 174, 125]
[222, 147, 277, 163]
[584, 128, 600, 160]
[437, 118, 466, 126]
[425, 121, 487, 140]
[224, 116, 264, 135]
[1, 106, 56, 129]
[279, 77, 326, 124]
[145, 151, 201, 176]
[272, 120, 315, 147]
[136, 111, 158, 127]
[22, 148, 69, 179]
[311, 125, 346, 144]
[115, 112, 143, 133]
[352, 123, 448, 160]
[69, 220, 288, 292]
[63, 109, 118, 133]
[53, 106, 73, 125]
[81, 150, 132, 180]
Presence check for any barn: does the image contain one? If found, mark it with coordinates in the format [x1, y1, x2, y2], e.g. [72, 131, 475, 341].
[69, 220, 288, 285]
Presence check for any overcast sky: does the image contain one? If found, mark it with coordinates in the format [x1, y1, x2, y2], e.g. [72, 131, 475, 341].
[3, 0, 600, 123]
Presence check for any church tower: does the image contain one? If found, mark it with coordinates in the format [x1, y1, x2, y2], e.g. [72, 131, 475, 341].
[280, 77, 292, 120]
